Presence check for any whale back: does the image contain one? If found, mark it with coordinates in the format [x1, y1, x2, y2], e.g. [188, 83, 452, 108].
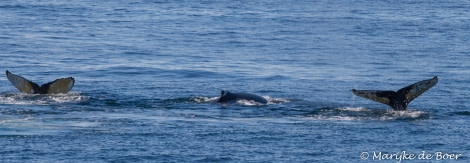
[218, 90, 236, 102]
[218, 90, 267, 104]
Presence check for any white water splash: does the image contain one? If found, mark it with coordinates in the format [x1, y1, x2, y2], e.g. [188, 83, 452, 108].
[47, 92, 90, 103]
[0, 92, 90, 105]
[265, 96, 290, 104]
[338, 107, 367, 112]
[191, 96, 219, 103]
[307, 107, 429, 121]
[191, 96, 289, 106]
[236, 99, 265, 106]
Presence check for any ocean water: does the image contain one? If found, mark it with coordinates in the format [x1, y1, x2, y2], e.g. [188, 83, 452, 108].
[1, 0, 470, 162]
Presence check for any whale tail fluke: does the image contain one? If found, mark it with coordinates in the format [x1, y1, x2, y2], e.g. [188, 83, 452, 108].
[6, 70, 40, 94]
[6, 70, 74, 94]
[42, 77, 75, 94]
[351, 90, 396, 106]
[352, 76, 438, 110]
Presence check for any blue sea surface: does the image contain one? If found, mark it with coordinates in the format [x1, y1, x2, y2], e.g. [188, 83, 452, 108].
[1, 0, 470, 162]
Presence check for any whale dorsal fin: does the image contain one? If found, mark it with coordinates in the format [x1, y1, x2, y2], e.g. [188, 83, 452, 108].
[6, 70, 75, 94]
[352, 76, 438, 110]
[41, 77, 75, 94]
[221, 90, 229, 97]
[6, 70, 40, 94]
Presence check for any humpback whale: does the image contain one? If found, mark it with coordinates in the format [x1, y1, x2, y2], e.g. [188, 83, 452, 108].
[218, 90, 268, 104]
[352, 76, 438, 110]
[6, 70, 75, 94]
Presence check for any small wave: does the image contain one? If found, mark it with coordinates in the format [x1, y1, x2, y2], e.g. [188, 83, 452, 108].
[0, 117, 99, 136]
[450, 111, 470, 116]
